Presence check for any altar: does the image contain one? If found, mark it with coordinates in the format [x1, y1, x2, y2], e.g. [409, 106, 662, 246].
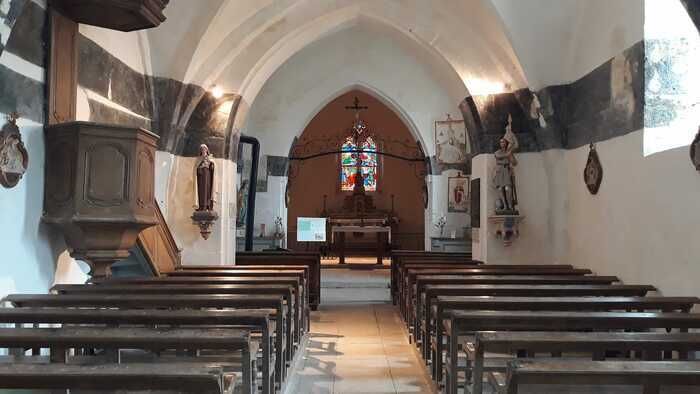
[331, 221, 392, 264]
[326, 171, 397, 264]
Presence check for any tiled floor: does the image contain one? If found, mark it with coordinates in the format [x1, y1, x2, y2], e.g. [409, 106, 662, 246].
[284, 269, 436, 394]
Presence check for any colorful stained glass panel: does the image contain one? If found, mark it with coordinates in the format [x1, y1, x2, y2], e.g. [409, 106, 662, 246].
[340, 137, 378, 191]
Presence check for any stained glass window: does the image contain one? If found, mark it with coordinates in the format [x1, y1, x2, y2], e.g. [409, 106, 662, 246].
[340, 136, 378, 191]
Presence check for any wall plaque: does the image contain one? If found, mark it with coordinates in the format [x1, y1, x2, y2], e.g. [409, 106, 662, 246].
[690, 126, 700, 172]
[0, 113, 28, 188]
[584, 143, 603, 195]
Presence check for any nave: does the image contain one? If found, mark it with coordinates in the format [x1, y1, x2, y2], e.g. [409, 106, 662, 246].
[1, 1, 700, 393]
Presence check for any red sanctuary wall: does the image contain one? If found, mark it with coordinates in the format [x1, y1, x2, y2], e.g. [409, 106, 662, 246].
[287, 90, 425, 251]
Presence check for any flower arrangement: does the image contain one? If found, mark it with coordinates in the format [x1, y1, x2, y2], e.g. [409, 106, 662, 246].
[434, 215, 447, 237]
[272, 216, 285, 240]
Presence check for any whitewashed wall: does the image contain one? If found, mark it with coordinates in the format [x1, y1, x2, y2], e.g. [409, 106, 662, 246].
[0, 4, 90, 298]
[243, 24, 468, 242]
[76, 24, 153, 122]
[0, 117, 88, 300]
[565, 129, 700, 296]
[427, 170, 471, 239]
[472, 152, 563, 265]
[490, 0, 644, 89]
[254, 175, 288, 245]
[73, 25, 239, 266]
[166, 156, 237, 266]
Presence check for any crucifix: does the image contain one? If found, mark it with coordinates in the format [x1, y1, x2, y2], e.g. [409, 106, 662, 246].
[345, 96, 368, 113]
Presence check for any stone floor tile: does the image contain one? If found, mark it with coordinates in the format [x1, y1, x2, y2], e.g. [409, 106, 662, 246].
[284, 268, 436, 394]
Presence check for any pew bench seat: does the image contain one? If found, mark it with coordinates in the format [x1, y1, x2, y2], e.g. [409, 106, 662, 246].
[464, 332, 700, 394]
[500, 360, 700, 394]
[0, 362, 236, 394]
[0, 326, 254, 394]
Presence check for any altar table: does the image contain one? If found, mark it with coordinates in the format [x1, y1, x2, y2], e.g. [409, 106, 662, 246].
[331, 225, 391, 264]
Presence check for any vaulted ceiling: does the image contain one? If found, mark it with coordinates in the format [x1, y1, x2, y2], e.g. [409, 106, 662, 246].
[147, 0, 642, 98]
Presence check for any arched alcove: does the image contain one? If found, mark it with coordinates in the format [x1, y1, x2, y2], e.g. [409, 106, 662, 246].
[287, 90, 426, 252]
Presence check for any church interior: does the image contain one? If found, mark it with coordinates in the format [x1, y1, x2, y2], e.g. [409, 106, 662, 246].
[0, 0, 699, 393]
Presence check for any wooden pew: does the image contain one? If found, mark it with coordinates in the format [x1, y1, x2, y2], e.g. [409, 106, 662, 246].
[0, 308, 274, 388]
[400, 267, 592, 318]
[235, 251, 322, 310]
[420, 284, 656, 384]
[408, 274, 618, 327]
[476, 332, 700, 394]
[396, 263, 576, 311]
[52, 282, 301, 359]
[421, 283, 654, 343]
[4, 295, 281, 394]
[0, 327, 252, 392]
[410, 277, 656, 356]
[390, 250, 473, 303]
[503, 360, 700, 394]
[91, 275, 309, 333]
[429, 296, 700, 383]
[389, 251, 476, 304]
[0, 363, 235, 394]
[444, 310, 700, 394]
[406, 271, 619, 355]
[168, 265, 308, 330]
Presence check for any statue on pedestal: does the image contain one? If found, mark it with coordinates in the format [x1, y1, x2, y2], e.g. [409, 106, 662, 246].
[493, 115, 519, 215]
[191, 144, 218, 240]
[194, 144, 215, 211]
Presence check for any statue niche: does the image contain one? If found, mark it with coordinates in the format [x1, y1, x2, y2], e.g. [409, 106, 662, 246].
[191, 144, 219, 240]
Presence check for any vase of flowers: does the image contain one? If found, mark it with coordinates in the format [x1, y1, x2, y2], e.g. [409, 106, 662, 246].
[434, 215, 447, 238]
[272, 216, 285, 240]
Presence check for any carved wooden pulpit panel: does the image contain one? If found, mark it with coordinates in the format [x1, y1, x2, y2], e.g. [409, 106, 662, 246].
[43, 122, 159, 277]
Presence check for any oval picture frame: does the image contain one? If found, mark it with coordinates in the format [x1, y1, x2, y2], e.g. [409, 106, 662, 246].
[583, 143, 603, 195]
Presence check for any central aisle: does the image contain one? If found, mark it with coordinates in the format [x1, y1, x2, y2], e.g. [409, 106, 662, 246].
[285, 268, 436, 394]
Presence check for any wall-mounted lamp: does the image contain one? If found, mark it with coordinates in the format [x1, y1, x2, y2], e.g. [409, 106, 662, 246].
[211, 85, 224, 99]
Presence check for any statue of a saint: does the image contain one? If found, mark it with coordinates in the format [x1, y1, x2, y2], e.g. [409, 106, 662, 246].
[493, 115, 519, 214]
[194, 144, 215, 211]
[236, 180, 249, 228]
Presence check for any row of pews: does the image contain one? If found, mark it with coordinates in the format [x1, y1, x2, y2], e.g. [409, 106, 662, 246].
[391, 250, 700, 394]
[0, 252, 321, 394]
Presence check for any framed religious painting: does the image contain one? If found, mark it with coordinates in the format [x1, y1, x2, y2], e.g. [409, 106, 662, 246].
[435, 115, 467, 165]
[447, 174, 470, 213]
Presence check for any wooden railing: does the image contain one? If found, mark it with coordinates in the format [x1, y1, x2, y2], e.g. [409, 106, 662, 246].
[136, 201, 180, 276]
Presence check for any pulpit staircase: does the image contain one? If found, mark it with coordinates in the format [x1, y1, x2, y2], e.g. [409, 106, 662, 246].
[111, 200, 180, 277]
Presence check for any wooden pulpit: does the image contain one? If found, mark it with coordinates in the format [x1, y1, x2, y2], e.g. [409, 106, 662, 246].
[43, 122, 159, 277]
